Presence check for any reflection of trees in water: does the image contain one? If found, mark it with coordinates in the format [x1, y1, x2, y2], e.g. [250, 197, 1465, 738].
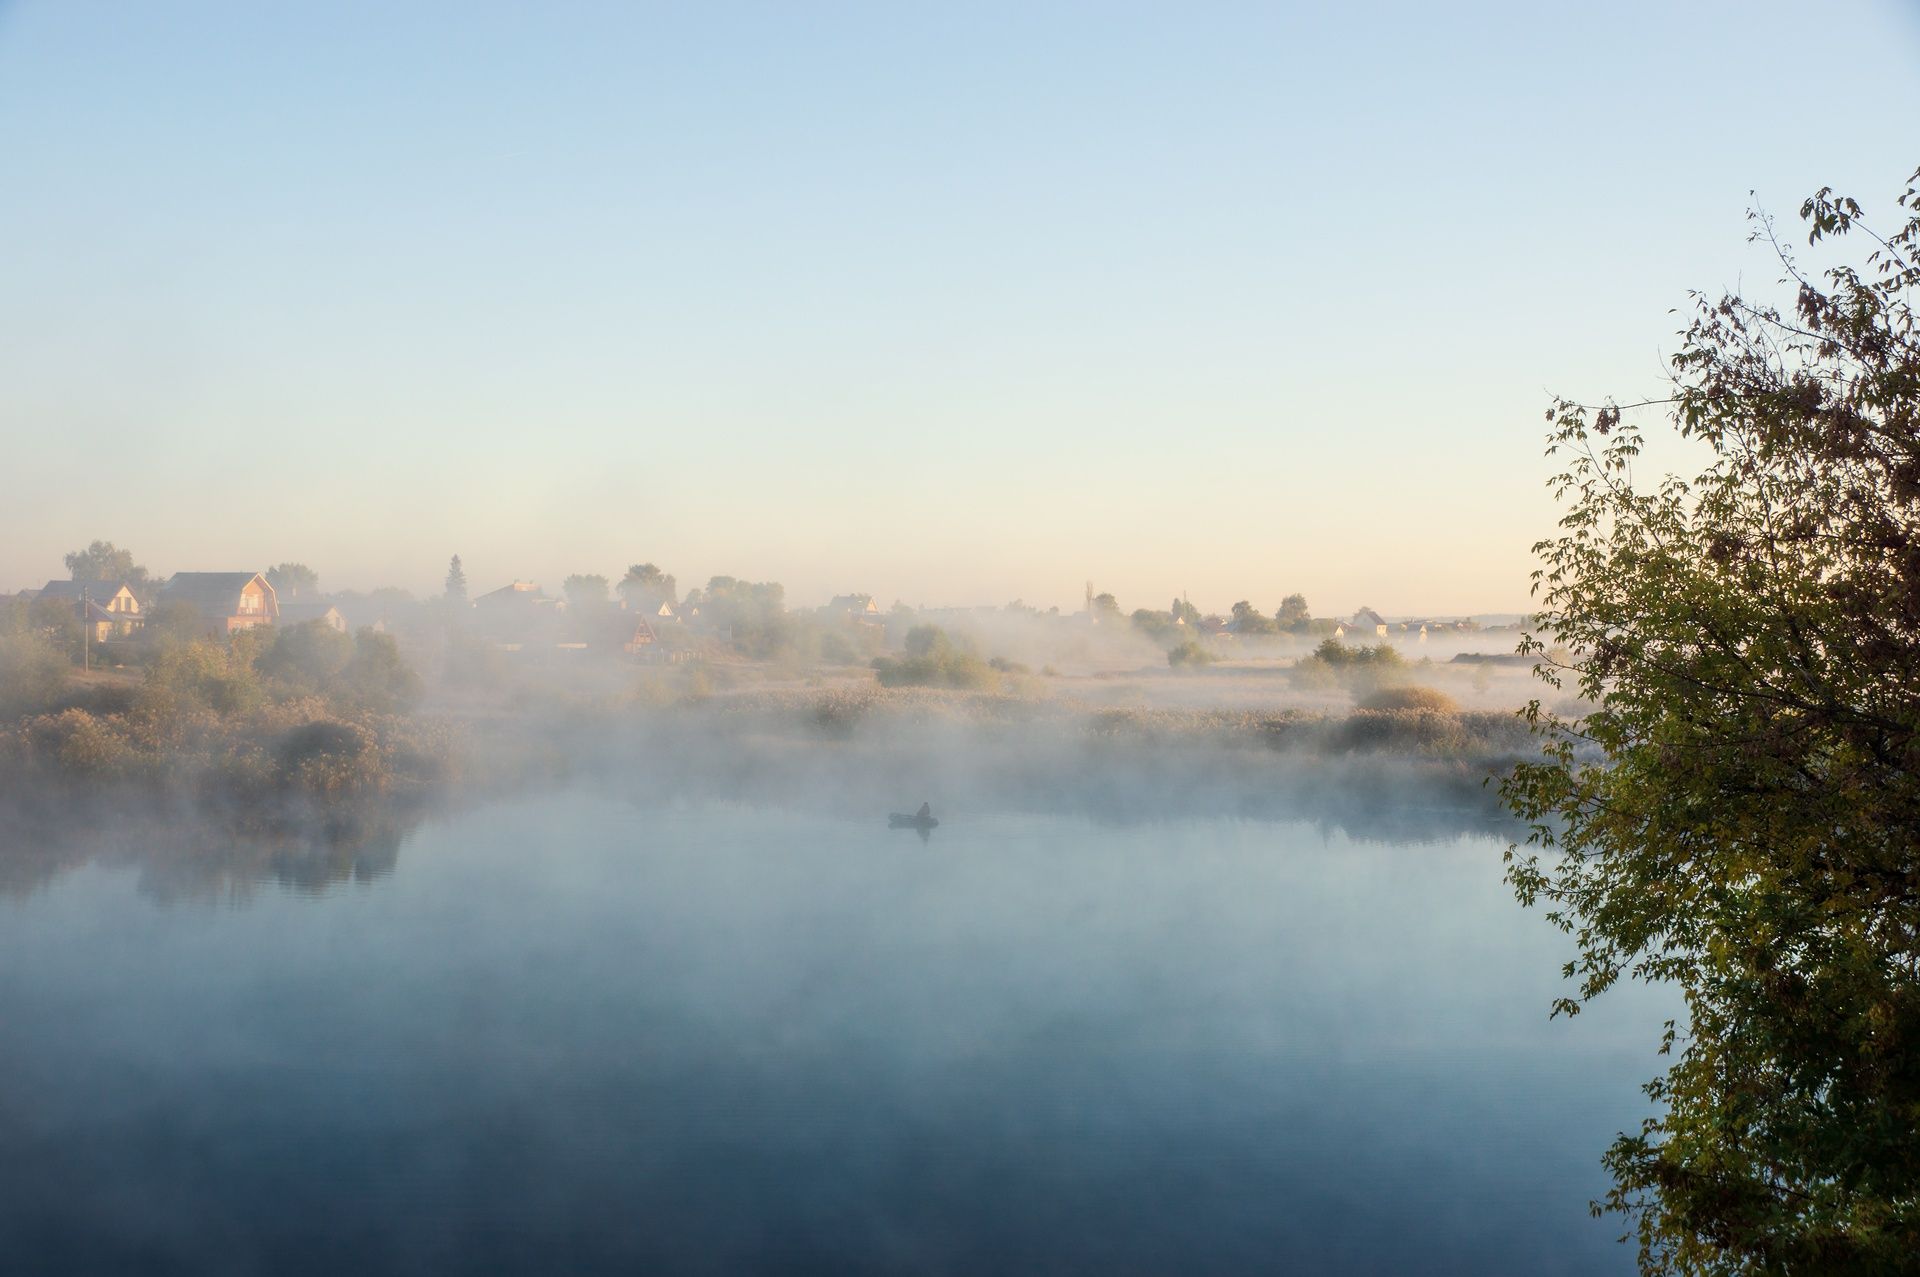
[569, 726, 1521, 846]
[0, 799, 424, 902]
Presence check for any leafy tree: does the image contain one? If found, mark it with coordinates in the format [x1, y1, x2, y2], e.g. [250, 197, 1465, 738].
[1130, 607, 1181, 644]
[562, 573, 611, 613]
[141, 640, 263, 717]
[265, 562, 319, 599]
[699, 576, 792, 658]
[872, 624, 995, 689]
[1230, 600, 1277, 635]
[139, 600, 208, 648]
[64, 540, 151, 596]
[619, 563, 678, 606]
[1276, 593, 1312, 632]
[1172, 596, 1203, 626]
[445, 555, 468, 601]
[1503, 171, 1920, 1273]
[24, 596, 84, 663]
[339, 629, 420, 713]
[1167, 639, 1214, 668]
[255, 620, 354, 695]
[1091, 591, 1122, 619]
[1307, 637, 1402, 669]
[0, 628, 69, 716]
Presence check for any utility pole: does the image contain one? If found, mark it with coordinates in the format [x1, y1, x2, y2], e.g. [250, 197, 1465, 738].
[81, 584, 90, 673]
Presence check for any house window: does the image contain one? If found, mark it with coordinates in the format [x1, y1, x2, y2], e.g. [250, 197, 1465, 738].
[240, 592, 260, 614]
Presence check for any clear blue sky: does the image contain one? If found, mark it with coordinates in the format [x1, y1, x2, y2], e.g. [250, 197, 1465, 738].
[2, 1, 1916, 613]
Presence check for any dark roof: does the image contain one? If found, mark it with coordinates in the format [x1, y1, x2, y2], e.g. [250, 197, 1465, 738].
[38, 579, 136, 601]
[475, 581, 552, 606]
[161, 572, 274, 614]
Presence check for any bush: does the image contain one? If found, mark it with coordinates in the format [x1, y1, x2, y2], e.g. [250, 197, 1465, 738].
[1312, 638, 1405, 668]
[273, 720, 384, 794]
[142, 640, 264, 717]
[0, 632, 71, 717]
[1167, 640, 1215, 668]
[872, 625, 997, 690]
[39, 709, 132, 778]
[339, 629, 421, 713]
[256, 621, 354, 695]
[1359, 685, 1459, 713]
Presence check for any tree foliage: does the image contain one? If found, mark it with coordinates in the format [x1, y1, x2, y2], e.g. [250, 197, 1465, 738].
[1130, 607, 1183, 644]
[1230, 600, 1277, 635]
[265, 562, 319, 599]
[1502, 170, 1920, 1274]
[1309, 638, 1403, 669]
[1276, 593, 1312, 632]
[445, 555, 468, 601]
[64, 540, 151, 596]
[1167, 638, 1214, 668]
[562, 573, 611, 613]
[872, 624, 995, 689]
[699, 577, 791, 659]
[619, 563, 678, 607]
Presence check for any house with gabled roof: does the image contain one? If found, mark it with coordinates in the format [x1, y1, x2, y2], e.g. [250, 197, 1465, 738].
[1350, 607, 1389, 637]
[36, 580, 144, 641]
[278, 601, 349, 633]
[160, 572, 278, 638]
[473, 580, 565, 646]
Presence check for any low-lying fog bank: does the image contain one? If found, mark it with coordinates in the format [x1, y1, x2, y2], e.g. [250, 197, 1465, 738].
[0, 590, 1569, 902]
[466, 685, 1537, 839]
[0, 682, 1542, 900]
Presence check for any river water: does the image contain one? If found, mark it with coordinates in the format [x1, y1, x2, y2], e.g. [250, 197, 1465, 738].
[0, 794, 1665, 1275]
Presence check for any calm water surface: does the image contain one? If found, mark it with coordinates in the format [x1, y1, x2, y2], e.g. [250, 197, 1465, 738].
[0, 795, 1664, 1275]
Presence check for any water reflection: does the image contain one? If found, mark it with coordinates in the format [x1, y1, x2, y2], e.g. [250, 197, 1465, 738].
[0, 799, 422, 903]
[0, 795, 1663, 1275]
[0, 754, 1514, 903]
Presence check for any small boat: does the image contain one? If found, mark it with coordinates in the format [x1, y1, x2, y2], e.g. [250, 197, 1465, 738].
[889, 802, 939, 830]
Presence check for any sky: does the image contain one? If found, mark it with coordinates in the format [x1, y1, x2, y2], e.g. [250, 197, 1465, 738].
[2, 1, 1917, 615]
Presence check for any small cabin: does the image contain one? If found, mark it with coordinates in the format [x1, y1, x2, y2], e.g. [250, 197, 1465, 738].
[624, 618, 658, 654]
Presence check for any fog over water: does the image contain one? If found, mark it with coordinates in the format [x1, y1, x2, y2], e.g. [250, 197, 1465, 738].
[0, 789, 1669, 1276]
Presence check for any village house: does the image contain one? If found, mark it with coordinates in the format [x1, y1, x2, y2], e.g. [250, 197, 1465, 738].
[474, 580, 562, 612]
[1350, 607, 1390, 637]
[328, 600, 390, 634]
[473, 580, 566, 648]
[639, 598, 678, 622]
[823, 593, 882, 627]
[277, 601, 349, 633]
[160, 572, 279, 638]
[34, 580, 145, 642]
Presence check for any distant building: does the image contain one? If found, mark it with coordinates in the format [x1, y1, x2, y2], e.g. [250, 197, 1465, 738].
[823, 593, 881, 626]
[475, 580, 562, 611]
[1350, 607, 1389, 637]
[158, 572, 278, 638]
[278, 602, 349, 633]
[36, 580, 144, 641]
[474, 580, 565, 645]
[623, 617, 658, 653]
